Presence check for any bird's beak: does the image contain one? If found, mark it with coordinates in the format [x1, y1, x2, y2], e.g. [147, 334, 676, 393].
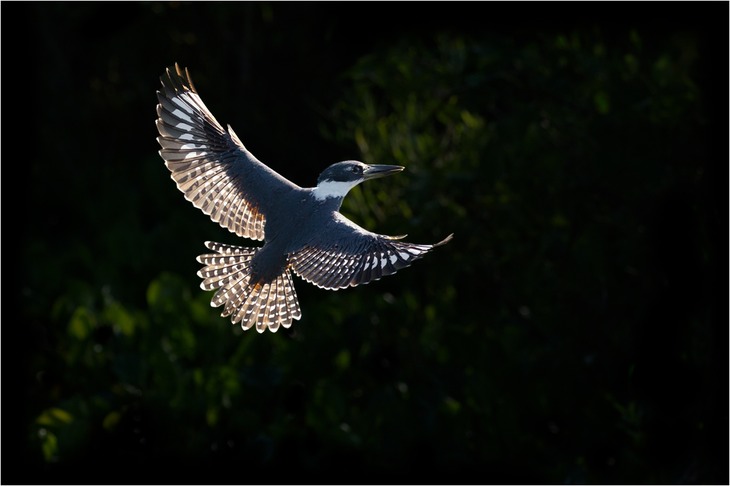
[363, 164, 405, 180]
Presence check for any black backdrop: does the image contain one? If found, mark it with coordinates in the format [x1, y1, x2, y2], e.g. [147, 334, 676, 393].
[2, 2, 727, 484]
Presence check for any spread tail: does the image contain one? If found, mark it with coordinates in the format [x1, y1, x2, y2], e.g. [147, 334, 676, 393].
[196, 241, 302, 333]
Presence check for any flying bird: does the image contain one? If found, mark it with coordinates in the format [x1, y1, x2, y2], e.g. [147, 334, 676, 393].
[155, 64, 452, 333]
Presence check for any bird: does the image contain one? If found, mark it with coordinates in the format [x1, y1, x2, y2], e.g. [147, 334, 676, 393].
[155, 63, 453, 333]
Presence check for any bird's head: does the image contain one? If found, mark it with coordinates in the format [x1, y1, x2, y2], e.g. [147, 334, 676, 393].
[313, 160, 404, 201]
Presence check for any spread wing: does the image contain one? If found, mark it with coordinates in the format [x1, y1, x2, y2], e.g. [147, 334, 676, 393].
[156, 63, 300, 241]
[289, 213, 453, 290]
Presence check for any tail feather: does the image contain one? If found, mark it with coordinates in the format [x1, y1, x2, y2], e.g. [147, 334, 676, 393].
[235, 282, 261, 331]
[282, 271, 301, 328]
[197, 241, 301, 332]
[257, 281, 276, 333]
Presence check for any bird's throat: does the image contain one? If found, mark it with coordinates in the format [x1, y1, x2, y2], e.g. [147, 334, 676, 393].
[312, 180, 359, 201]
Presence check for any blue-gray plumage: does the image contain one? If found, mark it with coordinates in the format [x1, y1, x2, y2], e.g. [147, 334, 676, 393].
[156, 64, 453, 333]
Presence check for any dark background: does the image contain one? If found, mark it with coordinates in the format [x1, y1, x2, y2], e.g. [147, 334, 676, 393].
[3, 2, 727, 484]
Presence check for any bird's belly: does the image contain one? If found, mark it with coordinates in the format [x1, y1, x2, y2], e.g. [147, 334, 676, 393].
[249, 242, 289, 285]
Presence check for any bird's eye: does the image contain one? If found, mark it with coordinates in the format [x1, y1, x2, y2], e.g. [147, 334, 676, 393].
[352, 165, 362, 174]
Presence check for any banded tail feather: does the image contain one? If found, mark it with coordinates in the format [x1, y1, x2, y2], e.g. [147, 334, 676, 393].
[196, 241, 301, 333]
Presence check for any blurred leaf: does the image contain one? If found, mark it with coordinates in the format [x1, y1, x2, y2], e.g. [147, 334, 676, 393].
[594, 90, 611, 114]
[102, 411, 121, 431]
[103, 301, 136, 336]
[36, 408, 74, 427]
[68, 307, 95, 340]
[333, 349, 351, 371]
[39, 429, 59, 462]
[147, 272, 191, 314]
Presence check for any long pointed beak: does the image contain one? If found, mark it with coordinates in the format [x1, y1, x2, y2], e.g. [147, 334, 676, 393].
[363, 164, 405, 180]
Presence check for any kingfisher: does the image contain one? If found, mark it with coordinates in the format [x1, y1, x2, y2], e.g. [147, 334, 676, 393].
[155, 64, 452, 333]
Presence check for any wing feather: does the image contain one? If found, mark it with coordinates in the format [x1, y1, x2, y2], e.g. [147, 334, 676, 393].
[290, 215, 452, 290]
[156, 63, 301, 241]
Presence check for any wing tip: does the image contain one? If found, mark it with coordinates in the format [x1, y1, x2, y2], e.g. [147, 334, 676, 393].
[160, 62, 196, 94]
[434, 233, 454, 247]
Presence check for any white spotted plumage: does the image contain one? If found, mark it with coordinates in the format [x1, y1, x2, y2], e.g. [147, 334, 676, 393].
[196, 241, 301, 332]
[157, 64, 452, 333]
[289, 236, 452, 291]
[156, 66, 269, 242]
